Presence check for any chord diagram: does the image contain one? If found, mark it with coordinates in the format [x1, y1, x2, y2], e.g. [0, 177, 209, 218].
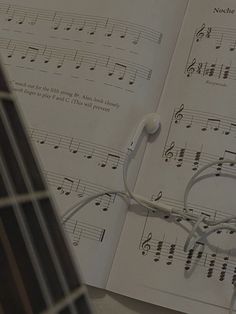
[171, 104, 236, 138]
[29, 127, 126, 170]
[44, 170, 116, 211]
[0, 3, 162, 46]
[185, 58, 235, 81]
[62, 218, 106, 246]
[0, 38, 152, 86]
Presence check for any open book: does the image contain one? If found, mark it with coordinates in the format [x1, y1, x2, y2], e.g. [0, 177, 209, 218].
[2, 0, 236, 312]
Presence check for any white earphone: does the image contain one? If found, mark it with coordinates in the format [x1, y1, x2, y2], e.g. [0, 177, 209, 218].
[128, 113, 161, 151]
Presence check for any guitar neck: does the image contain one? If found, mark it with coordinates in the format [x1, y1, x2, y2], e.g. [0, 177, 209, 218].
[0, 63, 92, 313]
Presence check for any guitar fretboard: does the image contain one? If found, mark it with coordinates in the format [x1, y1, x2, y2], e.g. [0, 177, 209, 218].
[0, 62, 92, 313]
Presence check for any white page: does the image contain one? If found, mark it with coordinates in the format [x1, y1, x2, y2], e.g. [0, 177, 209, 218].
[0, 0, 187, 288]
[108, 0, 236, 313]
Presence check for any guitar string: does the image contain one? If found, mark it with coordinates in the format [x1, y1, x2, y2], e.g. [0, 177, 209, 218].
[0, 97, 78, 312]
[0, 130, 53, 309]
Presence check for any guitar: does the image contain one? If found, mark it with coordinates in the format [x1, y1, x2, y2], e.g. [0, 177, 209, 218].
[0, 62, 93, 313]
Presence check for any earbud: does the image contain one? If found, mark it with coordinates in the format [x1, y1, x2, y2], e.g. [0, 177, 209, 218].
[128, 113, 161, 151]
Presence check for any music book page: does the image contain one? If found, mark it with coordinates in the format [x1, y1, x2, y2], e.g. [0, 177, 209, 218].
[108, 0, 236, 313]
[0, 0, 187, 288]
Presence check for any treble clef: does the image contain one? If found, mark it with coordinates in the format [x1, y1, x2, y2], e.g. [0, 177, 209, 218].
[195, 23, 206, 42]
[186, 58, 196, 77]
[141, 232, 152, 256]
[174, 104, 184, 124]
[164, 141, 175, 162]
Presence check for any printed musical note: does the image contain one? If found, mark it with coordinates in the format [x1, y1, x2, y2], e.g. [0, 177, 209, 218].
[141, 232, 152, 256]
[62, 218, 106, 245]
[0, 3, 162, 46]
[224, 123, 236, 135]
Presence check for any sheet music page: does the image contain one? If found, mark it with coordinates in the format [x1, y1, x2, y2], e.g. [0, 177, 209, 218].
[0, 0, 188, 287]
[108, 0, 236, 312]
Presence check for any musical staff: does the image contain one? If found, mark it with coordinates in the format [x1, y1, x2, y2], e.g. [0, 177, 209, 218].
[29, 127, 126, 170]
[172, 104, 236, 138]
[186, 58, 234, 81]
[0, 37, 152, 85]
[150, 191, 234, 225]
[62, 218, 106, 246]
[162, 141, 236, 176]
[44, 170, 116, 211]
[140, 231, 236, 284]
[0, 3, 162, 46]
[195, 23, 236, 51]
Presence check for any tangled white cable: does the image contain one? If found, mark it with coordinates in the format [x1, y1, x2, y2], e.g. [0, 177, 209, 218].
[62, 114, 236, 313]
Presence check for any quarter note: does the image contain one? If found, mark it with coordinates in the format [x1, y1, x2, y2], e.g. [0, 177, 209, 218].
[224, 122, 236, 135]
[88, 22, 97, 35]
[216, 34, 223, 49]
[230, 40, 236, 52]
[106, 24, 114, 37]
[76, 20, 86, 32]
[133, 32, 141, 45]
[129, 70, 137, 85]
[52, 13, 62, 30]
[120, 27, 127, 39]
